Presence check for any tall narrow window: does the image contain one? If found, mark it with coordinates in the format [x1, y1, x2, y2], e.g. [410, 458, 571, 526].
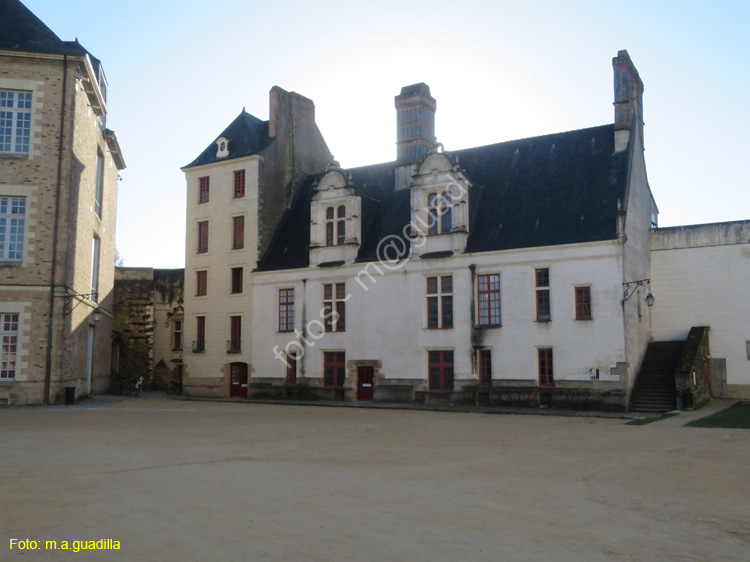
[197, 221, 209, 253]
[427, 275, 453, 329]
[325, 206, 346, 246]
[427, 192, 452, 235]
[478, 349, 492, 386]
[428, 350, 454, 392]
[324, 351, 346, 388]
[234, 170, 245, 198]
[538, 348, 554, 387]
[194, 316, 205, 353]
[279, 288, 294, 332]
[94, 151, 103, 218]
[90, 236, 100, 303]
[0, 196, 26, 261]
[325, 207, 334, 246]
[477, 274, 501, 327]
[228, 316, 241, 353]
[0, 313, 19, 380]
[195, 270, 207, 296]
[232, 216, 244, 250]
[172, 320, 182, 351]
[198, 176, 209, 204]
[336, 205, 346, 245]
[231, 267, 243, 294]
[0, 90, 31, 154]
[536, 268, 550, 322]
[323, 283, 346, 332]
[575, 286, 592, 320]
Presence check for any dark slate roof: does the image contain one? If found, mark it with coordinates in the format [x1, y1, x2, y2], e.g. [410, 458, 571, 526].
[0, 0, 88, 56]
[183, 110, 272, 169]
[257, 124, 629, 271]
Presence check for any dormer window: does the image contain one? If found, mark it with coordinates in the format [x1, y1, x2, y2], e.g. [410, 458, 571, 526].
[427, 192, 452, 235]
[215, 136, 230, 158]
[326, 206, 346, 246]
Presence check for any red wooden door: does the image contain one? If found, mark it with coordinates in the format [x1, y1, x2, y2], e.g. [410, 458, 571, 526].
[229, 362, 248, 398]
[357, 367, 374, 401]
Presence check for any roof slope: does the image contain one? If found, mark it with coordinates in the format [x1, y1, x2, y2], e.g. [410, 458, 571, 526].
[0, 0, 88, 55]
[183, 110, 272, 169]
[257, 124, 629, 271]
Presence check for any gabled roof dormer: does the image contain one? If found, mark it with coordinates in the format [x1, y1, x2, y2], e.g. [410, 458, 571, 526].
[309, 161, 362, 267]
[409, 144, 471, 258]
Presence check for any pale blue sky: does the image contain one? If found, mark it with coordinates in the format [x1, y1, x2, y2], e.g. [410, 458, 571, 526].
[23, 0, 750, 268]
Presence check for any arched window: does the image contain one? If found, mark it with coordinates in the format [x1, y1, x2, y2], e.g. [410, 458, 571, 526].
[325, 206, 346, 246]
[427, 192, 452, 235]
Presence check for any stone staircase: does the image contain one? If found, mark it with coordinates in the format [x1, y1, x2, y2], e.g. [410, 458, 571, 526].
[629, 341, 684, 413]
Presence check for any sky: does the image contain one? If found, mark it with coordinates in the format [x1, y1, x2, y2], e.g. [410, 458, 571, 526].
[22, 0, 750, 268]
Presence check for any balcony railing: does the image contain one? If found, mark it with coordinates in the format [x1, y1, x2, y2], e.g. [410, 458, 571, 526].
[227, 339, 241, 354]
[192, 340, 205, 353]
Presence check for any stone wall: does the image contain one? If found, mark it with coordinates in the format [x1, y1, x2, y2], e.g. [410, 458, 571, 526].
[675, 326, 712, 409]
[113, 268, 154, 386]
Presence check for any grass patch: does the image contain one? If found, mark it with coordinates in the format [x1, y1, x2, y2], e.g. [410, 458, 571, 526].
[686, 402, 750, 428]
[626, 413, 679, 425]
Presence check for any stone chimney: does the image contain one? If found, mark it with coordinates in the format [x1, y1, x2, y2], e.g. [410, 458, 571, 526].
[613, 50, 644, 153]
[395, 83, 436, 163]
[259, 86, 331, 259]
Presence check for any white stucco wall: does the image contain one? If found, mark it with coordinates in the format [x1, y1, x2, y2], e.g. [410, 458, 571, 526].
[251, 240, 628, 389]
[651, 221, 750, 396]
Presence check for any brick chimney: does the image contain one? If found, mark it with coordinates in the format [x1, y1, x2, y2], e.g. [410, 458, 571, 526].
[613, 50, 644, 153]
[395, 83, 436, 163]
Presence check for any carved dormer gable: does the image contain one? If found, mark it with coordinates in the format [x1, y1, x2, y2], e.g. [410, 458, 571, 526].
[309, 161, 363, 267]
[215, 136, 230, 158]
[409, 144, 470, 257]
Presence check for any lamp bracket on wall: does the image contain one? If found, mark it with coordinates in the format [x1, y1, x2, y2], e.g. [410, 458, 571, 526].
[623, 279, 655, 307]
[62, 292, 95, 316]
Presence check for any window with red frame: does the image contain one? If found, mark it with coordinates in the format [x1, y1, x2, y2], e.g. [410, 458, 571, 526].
[427, 192, 452, 235]
[575, 286, 592, 320]
[231, 267, 243, 294]
[194, 316, 206, 352]
[233, 170, 245, 198]
[324, 351, 345, 388]
[279, 288, 294, 332]
[428, 350, 454, 391]
[538, 348, 554, 386]
[427, 275, 453, 329]
[196, 270, 207, 296]
[477, 274, 501, 326]
[323, 283, 346, 332]
[229, 316, 241, 353]
[536, 268, 550, 321]
[232, 216, 244, 250]
[478, 349, 492, 386]
[197, 221, 209, 254]
[198, 177, 209, 204]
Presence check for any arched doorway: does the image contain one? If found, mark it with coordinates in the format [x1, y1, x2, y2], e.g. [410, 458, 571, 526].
[229, 362, 248, 398]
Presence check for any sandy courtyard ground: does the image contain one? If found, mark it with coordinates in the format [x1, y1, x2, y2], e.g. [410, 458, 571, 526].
[1, 399, 749, 561]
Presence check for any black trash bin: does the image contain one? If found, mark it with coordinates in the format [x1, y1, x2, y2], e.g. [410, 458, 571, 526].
[64, 386, 76, 405]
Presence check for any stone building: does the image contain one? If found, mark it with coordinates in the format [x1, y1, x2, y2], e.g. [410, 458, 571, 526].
[112, 267, 184, 389]
[0, 0, 125, 404]
[179, 49, 748, 410]
[180, 87, 331, 397]
[179, 51, 664, 410]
